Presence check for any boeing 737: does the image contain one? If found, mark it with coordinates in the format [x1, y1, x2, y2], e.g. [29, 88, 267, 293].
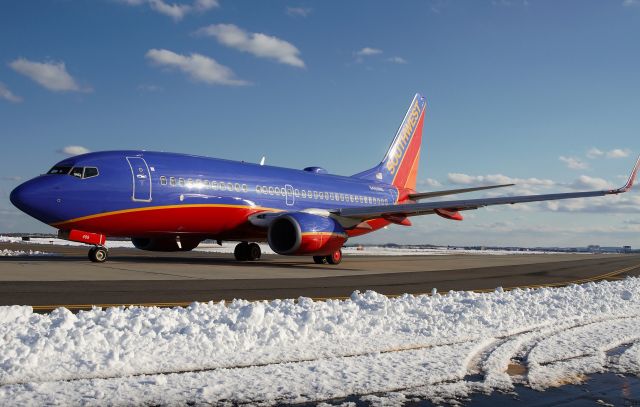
[10, 93, 640, 264]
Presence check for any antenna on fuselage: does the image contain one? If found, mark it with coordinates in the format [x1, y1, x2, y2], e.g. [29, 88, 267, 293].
[260, 156, 266, 166]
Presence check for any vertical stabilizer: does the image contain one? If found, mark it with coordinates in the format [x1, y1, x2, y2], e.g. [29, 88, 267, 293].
[352, 93, 427, 191]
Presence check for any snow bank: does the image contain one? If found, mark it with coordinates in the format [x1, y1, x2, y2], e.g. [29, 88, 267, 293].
[2, 278, 640, 405]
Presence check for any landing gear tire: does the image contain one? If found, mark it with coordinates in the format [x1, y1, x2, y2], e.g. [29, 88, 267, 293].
[326, 249, 342, 265]
[234, 242, 250, 261]
[247, 243, 261, 261]
[88, 246, 108, 263]
[313, 255, 327, 264]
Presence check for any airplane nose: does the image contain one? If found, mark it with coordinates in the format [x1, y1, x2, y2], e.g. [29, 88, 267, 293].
[10, 178, 59, 224]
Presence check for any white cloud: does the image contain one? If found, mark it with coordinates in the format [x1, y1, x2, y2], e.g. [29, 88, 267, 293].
[623, 0, 639, 6]
[118, 0, 218, 21]
[569, 175, 612, 190]
[543, 194, 640, 214]
[9, 58, 90, 93]
[559, 156, 588, 170]
[586, 147, 604, 159]
[355, 47, 383, 57]
[447, 173, 555, 188]
[586, 147, 631, 159]
[286, 7, 312, 17]
[196, 24, 305, 68]
[58, 146, 90, 156]
[606, 148, 631, 158]
[387, 56, 408, 64]
[419, 178, 442, 188]
[0, 82, 22, 103]
[145, 49, 249, 86]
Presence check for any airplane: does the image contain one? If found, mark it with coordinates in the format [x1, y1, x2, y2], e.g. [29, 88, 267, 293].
[10, 93, 640, 265]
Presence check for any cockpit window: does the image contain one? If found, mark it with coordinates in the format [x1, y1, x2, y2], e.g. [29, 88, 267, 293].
[83, 167, 99, 178]
[47, 166, 72, 175]
[48, 166, 99, 179]
[70, 167, 83, 178]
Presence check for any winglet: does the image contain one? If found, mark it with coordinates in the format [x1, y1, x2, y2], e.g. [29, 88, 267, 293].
[615, 154, 640, 193]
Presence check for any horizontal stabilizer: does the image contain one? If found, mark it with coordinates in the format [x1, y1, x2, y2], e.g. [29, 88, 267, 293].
[408, 184, 514, 200]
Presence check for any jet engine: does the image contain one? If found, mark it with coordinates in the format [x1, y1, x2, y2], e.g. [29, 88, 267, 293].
[131, 236, 200, 252]
[267, 212, 347, 256]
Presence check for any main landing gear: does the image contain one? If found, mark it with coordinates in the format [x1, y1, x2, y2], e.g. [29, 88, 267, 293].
[313, 249, 343, 265]
[234, 242, 262, 261]
[88, 245, 108, 263]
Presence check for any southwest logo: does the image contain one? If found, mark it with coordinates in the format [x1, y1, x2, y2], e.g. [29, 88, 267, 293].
[386, 99, 422, 175]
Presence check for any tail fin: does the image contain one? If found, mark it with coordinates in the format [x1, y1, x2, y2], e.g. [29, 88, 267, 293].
[353, 93, 427, 191]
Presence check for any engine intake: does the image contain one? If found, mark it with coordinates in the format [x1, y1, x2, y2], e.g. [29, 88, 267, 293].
[267, 212, 347, 256]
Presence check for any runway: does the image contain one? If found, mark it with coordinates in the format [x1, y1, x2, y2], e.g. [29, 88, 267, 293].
[1, 241, 640, 311]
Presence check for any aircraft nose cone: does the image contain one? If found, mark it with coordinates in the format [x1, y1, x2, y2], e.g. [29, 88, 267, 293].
[10, 182, 34, 213]
[10, 178, 59, 224]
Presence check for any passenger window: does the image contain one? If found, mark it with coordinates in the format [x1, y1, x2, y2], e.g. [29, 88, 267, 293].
[170, 177, 176, 186]
[329, 192, 334, 200]
[220, 183, 226, 191]
[256, 185, 262, 194]
[275, 187, 280, 195]
[187, 179, 193, 187]
[227, 182, 233, 191]
[204, 180, 210, 187]
[70, 167, 83, 178]
[294, 189, 299, 197]
[301, 190, 306, 198]
[235, 183, 240, 192]
[179, 178, 185, 187]
[212, 181, 218, 190]
[242, 184, 248, 192]
[160, 176, 167, 185]
[195, 179, 202, 188]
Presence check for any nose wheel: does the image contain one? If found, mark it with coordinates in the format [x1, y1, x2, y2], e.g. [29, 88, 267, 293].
[234, 242, 261, 261]
[88, 246, 108, 263]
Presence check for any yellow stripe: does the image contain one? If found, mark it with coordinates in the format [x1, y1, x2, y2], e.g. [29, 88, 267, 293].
[51, 204, 278, 227]
[30, 263, 640, 312]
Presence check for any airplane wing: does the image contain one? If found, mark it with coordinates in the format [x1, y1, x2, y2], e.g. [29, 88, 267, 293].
[334, 155, 640, 223]
[408, 184, 514, 200]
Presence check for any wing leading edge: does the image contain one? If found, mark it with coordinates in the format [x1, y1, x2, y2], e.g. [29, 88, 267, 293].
[335, 155, 640, 222]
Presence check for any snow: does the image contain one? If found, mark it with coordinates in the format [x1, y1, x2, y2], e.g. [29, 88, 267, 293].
[2, 278, 640, 404]
[0, 249, 52, 257]
[0, 235, 563, 256]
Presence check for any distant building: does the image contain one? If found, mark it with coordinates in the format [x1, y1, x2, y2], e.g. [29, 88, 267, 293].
[623, 246, 632, 253]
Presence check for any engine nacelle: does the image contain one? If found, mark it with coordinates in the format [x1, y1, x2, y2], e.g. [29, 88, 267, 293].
[131, 236, 200, 252]
[267, 212, 347, 256]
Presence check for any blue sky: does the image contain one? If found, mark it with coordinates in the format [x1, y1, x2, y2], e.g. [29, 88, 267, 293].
[1, 0, 639, 247]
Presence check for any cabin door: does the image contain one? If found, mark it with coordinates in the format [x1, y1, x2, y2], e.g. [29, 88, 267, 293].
[285, 184, 295, 206]
[126, 156, 152, 202]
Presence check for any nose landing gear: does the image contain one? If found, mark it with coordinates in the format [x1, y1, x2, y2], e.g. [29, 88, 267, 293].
[234, 242, 262, 261]
[88, 246, 108, 263]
